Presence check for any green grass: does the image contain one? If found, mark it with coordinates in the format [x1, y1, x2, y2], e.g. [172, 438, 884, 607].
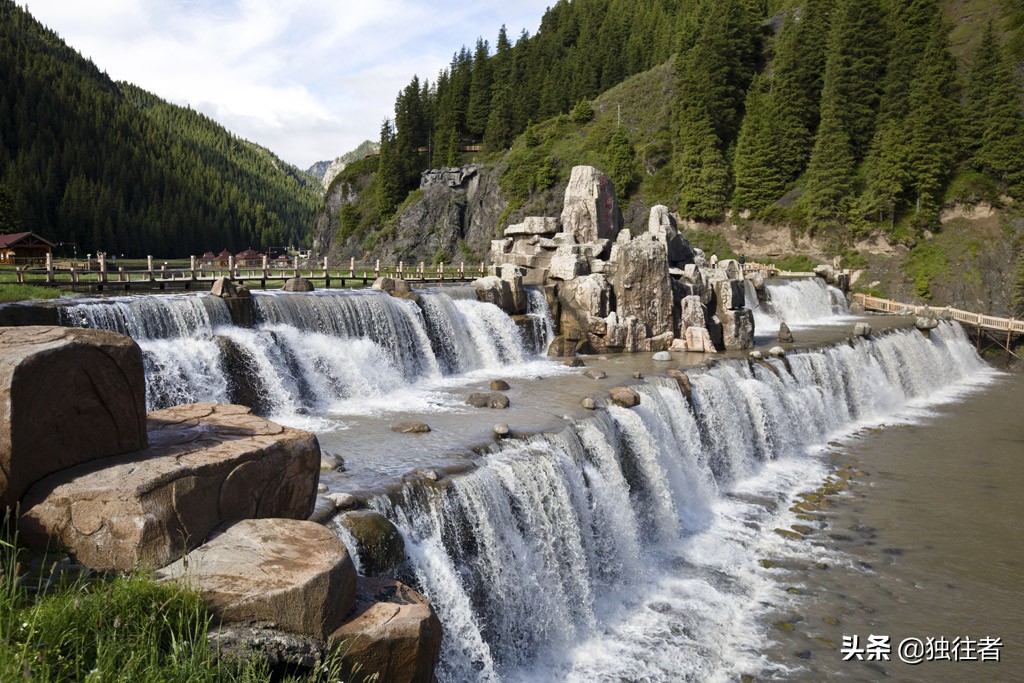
[0, 528, 354, 682]
[0, 284, 62, 302]
[774, 254, 820, 272]
[686, 230, 737, 261]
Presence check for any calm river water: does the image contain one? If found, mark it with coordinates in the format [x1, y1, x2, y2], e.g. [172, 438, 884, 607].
[763, 367, 1024, 681]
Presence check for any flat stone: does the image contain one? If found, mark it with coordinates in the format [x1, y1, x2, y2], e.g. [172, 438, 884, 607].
[0, 326, 148, 509]
[20, 403, 320, 572]
[504, 216, 561, 236]
[158, 518, 355, 639]
[329, 577, 443, 683]
[391, 421, 431, 434]
[583, 369, 607, 380]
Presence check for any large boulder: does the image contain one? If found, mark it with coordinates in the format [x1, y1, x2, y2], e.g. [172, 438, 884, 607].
[679, 295, 707, 330]
[713, 279, 745, 313]
[560, 166, 622, 244]
[329, 577, 443, 683]
[0, 327, 147, 509]
[549, 246, 589, 281]
[505, 217, 561, 236]
[611, 236, 674, 339]
[498, 265, 528, 315]
[472, 276, 513, 312]
[337, 510, 407, 576]
[684, 326, 717, 353]
[719, 308, 755, 350]
[562, 274, 612, 319]
[648, 205, 695, 267]
[283, 277, 314, 293]
[19, 403, 320, 571]
[158, 518, 356, 639]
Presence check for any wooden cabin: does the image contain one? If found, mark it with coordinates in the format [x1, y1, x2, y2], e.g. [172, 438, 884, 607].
[0, 232, 55, 264]
[235, 248, 264, 267]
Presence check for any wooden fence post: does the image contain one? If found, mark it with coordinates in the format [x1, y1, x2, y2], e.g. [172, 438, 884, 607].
[46, 252, 53, 283]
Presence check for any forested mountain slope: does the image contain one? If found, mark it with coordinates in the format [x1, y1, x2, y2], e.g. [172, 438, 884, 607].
[313, 0, 1024, 314]
[0, 0, 320, 257]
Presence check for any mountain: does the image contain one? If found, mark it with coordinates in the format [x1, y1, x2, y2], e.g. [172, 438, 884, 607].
[0, 0, 320, 257]
[312, 0, 1024, 314]
[306, 140, 379, 191]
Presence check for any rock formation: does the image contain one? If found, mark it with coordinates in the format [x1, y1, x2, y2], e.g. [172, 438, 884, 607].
[485, 166, 756, 355]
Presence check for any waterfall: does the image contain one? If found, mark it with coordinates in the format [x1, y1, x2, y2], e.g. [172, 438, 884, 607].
[358, 323, 990, 682]
[526, 287, 555, 355]
[758, 278, 850, 330]
[57, 288, 545, 417]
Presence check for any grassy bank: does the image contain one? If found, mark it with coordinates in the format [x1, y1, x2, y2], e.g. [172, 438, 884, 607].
[0, 285, 62, 303]
[0, 532, 349, 682]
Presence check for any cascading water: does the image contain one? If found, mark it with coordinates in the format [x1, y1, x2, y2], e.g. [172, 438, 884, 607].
[57, 288, 541, 419]
[757, 277, 850, 330]
[357, 323, 990, 682]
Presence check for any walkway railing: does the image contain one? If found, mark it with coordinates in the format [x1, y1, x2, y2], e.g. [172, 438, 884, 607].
[3, 254, 485, 290]
[852, 293, 1024, 335]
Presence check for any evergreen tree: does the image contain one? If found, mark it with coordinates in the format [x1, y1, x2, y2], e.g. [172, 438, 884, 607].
[966, 22, 1024, 198]
[376, 119, 402, 218]
[466, 39, 492, 138]
[733, 74, 787, 210]
[606, 127, 636, 197]
[804, 100, 856, 231]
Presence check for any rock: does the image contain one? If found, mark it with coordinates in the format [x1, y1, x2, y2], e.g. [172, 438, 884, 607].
[493, 423, 510, 438]
[504, 216, 561, 236]
[609, 386, 641, 408]
[749, 350, 763, 359]
[563, 357, 585, 367]
[326, 492, 359, 510]
[0, 326, 147, 509]
[466, 392, 510, 409]
[158, 518, 356, 639]
[718, 259, 743, 281]
[632, 371, 644, 379]
[611, 236, 674, 339]
[713, 279, 745, 312]
[652, 351, 672, 362]
[549, 246, 590, 281]
[560, 165, 622, 243]
[639, 331, 674, 353]
[854, 322, 872, 337]
[320, 451, 344, 471]
[328, 577, 443, 683]
[391, 421, 431, 434]
[338, 510, 406, 576]
[207, 623, 325, 675]
[769, 346, 786, 357]
[583, 369, 607, 380]
[581, 397, 597, 410]
[719, 308, 755, 351]
[562, 274, 612, 318]
[778, 322, 794, 344]
[666, 369, 692, 397]
[317, 483, 328, 493]
[472, 276, 516, 313]
[20, 403, 320, 571]
[915, 316, 939, 331]
[489, 379, 511, 391]
[680, 295, 708, 329]
[647, 205, 695, 267]
[283, 277, 314, 293]
[210, 277, 240, 298]
[684, 326, 718, 353]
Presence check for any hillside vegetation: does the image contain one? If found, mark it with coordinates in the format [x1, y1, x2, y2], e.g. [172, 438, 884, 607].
[0, 0, 320, 257]
[315, 0, 1024, 313]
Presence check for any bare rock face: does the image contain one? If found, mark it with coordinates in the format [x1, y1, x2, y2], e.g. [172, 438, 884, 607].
[283, 277, 314, 292]
[719, 308, 755, 350]
[505, 217, 560, 236]
[684, 326, 717, 353]
[0, 326, 147, 509]
[680, 295, 707, 330]
[158, 518, 355, 639]
[19, 403, 320, 571]
[472, 276, 513, 312]
[549, 246, 589, 281]
[563, 274, 612, 319]
[648, 205, 695, 267]
[560, 166, 622, 244]
[329, 577, 443, 683]
[611, 236, 674, 339]
[713, 279, 746, 312]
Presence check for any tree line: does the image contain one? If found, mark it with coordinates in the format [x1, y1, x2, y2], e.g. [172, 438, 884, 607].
[0, 0, 319, 258]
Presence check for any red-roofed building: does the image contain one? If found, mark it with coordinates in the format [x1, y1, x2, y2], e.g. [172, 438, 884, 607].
[235, 248, 264, 266]
[0, 232, 55, 263]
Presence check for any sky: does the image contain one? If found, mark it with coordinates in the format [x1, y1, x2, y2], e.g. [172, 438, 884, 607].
[22, 0, 552, 170]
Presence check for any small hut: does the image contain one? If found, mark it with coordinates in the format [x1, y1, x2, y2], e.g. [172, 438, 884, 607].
[235, 248, 264, 267]
[215, 249, 232, 266]
[0, 232, 55, 264]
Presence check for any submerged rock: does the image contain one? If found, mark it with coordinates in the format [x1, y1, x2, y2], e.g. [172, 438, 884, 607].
[854, 322, 872, 337]
[652, 351, 672, 362]
[489, 379, 511, 391]
[391, 421, 432, 434]
[583, 368, 607, 380]
[493, 423, 510, 438]
[609, 386, 641, 408]
[581, 397, 597, 410]
[339, 510, 407, 576]
[778, 322, 794, 344]
[466, 392, 510, 409]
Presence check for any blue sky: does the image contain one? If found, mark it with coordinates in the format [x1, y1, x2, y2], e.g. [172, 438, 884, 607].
[23, 0, 552, 169]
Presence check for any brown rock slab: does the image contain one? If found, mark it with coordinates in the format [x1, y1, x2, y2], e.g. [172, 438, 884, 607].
[158, 518, 355, 639]
[0, 326, 147, 509]
[329, 577, 443, 683]
[391, 421, 432, 434]
[19, 403, 320, 571]
[609, 386, 641, 408]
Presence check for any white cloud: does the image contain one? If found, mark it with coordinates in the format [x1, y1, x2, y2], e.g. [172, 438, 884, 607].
[22, 0, 552, 169]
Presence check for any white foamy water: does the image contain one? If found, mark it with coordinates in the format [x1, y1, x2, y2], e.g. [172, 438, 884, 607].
[361, 323, 992, 682]
[756, 278, 850, 332]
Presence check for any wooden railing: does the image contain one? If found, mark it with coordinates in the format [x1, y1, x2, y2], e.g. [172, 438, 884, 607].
[3, 254, 486, 290]
[852, 293, 1024, 334]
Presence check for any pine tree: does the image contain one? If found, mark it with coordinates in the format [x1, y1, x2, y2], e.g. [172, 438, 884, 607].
[376, 119, 402, 218]
[804, 100, 856, 231]
[966, 22, 1024, 198]
[606, 127, 636, 197]
[733, 74, 787, 210]
[466, 39, 492, 138]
